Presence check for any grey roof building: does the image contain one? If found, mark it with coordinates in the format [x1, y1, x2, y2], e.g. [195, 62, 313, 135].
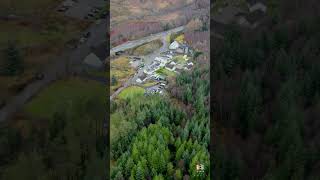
[92, 42, 107, 61]
[83, 53, 103, 69]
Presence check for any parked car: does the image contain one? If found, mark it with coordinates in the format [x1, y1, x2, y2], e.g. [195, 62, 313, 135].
[91, 8, 99, 13]
[34, 72, 44, 80]
[87, 12, 95, 17]
[115, 51, 124, 56]
[57, 6, 68, 12]
[79, 37, 87, 43]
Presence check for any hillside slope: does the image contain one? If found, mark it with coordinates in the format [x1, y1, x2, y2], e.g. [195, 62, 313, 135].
[110, 0, 209, 47]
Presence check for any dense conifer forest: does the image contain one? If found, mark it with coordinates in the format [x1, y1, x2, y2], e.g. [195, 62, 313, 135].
[212, 1, 320, 178]
[0, 95, 107, 179]
[111, 63, 210, 179]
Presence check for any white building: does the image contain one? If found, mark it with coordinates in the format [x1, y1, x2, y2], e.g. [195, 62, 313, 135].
[62, 0, 74, 7]
[155, 57, 169, 67]
[187, 62, 194, 66]
[169, 41, 179, 50]
[165, 54, 173, 59]
[144, 69, 153, 75]
[247, 0, 267, 13]
[170, 61, 176, 65]
[155, 57, 169, 63]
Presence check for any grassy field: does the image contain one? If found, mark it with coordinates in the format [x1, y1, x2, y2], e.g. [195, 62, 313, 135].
[131, 39, 163, 56]
[174, 34, 185, 43]
[0, 22, 47, 47]
[155, 67, 176, 77]
[169, 32, 184, 43]
[142, 81, 158, 87]
[0, 16, 87, 49]
[87, 69, 106, 78]
[173, 55, 188, 64]
[118, 86, 145, 99]
[0, 0, 88, 54]
[166, 34, 171, 44]
[110, 56, 135, 94]
[25, 78, 105, 119]
[0, 15, 87, 108]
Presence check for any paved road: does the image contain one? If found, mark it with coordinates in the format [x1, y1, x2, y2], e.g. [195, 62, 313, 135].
[110, 26, 184, 55]
[0, 19, 106, 122]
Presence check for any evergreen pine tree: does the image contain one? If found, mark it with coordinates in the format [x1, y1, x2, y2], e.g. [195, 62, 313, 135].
[3, 41, 23, 76]
[135, 162, 145, 180]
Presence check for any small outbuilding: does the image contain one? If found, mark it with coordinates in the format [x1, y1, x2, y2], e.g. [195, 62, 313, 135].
[169, 41, 180, 50]
[62, 0, 74, 7]
[136, 73, 148, 83]
[83, 53, 103, 69]
[165, 63, 176, 71]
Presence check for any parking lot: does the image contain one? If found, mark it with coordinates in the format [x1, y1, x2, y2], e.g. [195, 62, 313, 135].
[144, 83, 167, 95]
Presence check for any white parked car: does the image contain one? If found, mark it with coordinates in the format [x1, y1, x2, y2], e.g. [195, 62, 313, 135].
[79, 37, 87, 43]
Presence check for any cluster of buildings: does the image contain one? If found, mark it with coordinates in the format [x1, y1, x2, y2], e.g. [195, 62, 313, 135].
[136, 40, 194, 84]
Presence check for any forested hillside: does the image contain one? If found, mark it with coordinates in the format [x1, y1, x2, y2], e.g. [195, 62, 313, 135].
[111, 62, 210, 179]
[110, 0, 210, 178]
[212, 0, 320, 178]
[110, 22, 210, 178]
[0, 93, 107, 179]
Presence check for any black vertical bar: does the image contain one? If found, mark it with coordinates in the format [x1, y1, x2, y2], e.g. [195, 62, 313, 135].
[105, 0, 110, 178]
[210, 0, 215, 179]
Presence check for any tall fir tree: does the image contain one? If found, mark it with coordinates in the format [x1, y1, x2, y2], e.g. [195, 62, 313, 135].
[3, 41, 23, 76]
